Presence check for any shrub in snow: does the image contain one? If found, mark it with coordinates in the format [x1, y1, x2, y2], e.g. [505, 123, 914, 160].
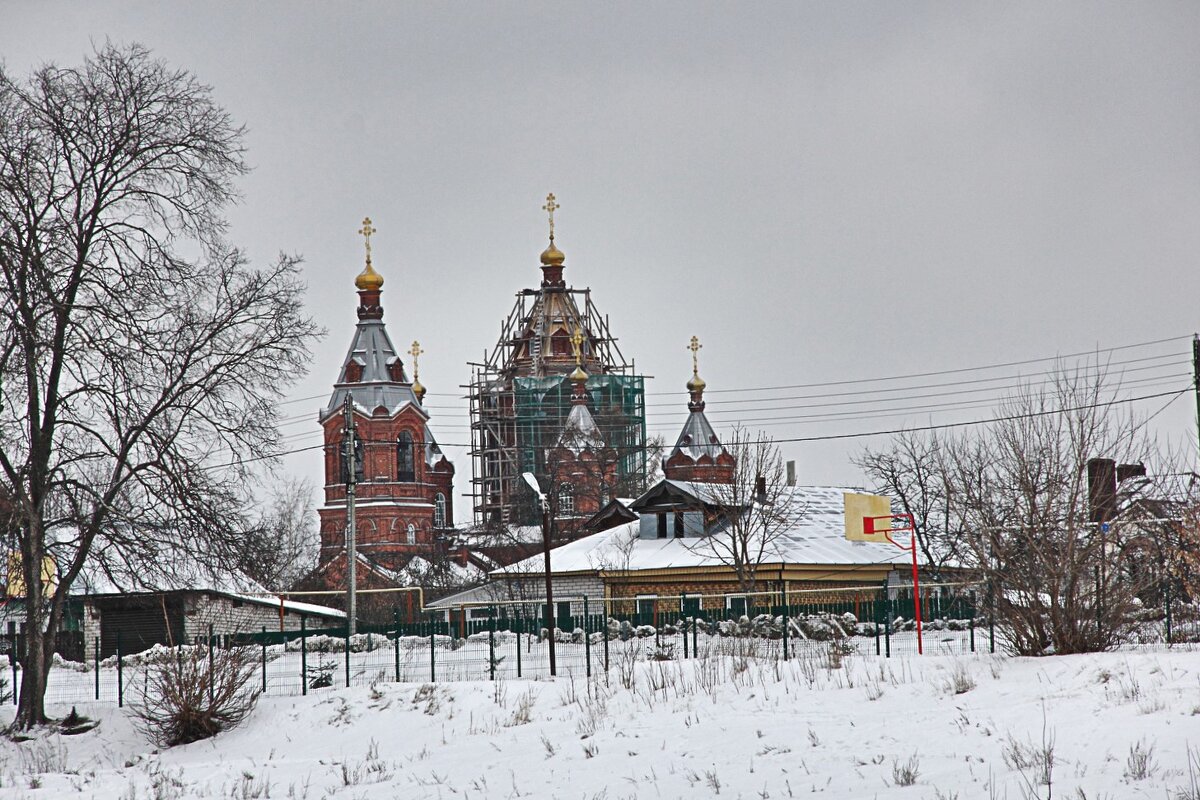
[131, 645, 260, 747]
[52, 653, 90, 673]
[634, 625, 657, 638]
[797, 618, 834, 641]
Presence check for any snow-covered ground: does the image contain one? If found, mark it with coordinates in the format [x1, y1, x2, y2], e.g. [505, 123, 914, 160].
[0, 644, 1197, 799]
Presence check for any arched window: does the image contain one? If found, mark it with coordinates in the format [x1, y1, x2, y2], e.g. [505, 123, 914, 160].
[406, 523, 416, 544]
[434, 493, 447, 528]
[338, 432, 364, 485]
[557, 483, 574, 516]
[397, 431, 415, 482]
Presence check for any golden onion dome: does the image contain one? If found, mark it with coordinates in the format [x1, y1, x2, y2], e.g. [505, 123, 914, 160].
[412, 378, 426, 401]
[540, 240, 565, 267]
[355, 261, 384, 291]
[570, 365, 588, 382]
[687, 373, 707, 392]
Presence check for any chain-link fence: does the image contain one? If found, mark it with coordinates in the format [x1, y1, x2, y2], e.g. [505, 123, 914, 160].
[0, 581, 1006, 706]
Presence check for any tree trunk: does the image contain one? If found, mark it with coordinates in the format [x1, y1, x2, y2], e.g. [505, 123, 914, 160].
[11, 625, 50, 729]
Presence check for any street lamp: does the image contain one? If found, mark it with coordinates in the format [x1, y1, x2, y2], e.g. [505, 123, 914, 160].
[523, 472, 556, 676]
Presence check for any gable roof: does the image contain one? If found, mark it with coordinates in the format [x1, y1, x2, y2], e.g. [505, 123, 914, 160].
[631, 479, 743, 511]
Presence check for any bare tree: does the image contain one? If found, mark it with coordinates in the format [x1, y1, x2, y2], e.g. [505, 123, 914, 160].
[935, 364, 1166, 655]
[0, 45, 318, 728]
[853, 431, 968, 579]
[696, 427, 796, 593]
[238, 476, 320, 591]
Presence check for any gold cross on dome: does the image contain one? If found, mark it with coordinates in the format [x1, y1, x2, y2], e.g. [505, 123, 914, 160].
[409, 341, 423, 377]
[542, 193, 560, 241]
[688, 336, 702, 376]
[358, 217, 377, 264]
[570, 324, 584, 366]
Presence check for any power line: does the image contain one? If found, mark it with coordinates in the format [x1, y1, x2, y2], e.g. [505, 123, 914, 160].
[265, 384, 1192, 455]
[271, 368, 1187, 434]
[323, 333, 1188, 402]
[267, 354, 1189, 427]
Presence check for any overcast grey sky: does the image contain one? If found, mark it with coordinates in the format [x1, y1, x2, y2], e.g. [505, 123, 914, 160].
[5, 2, 1199, 511]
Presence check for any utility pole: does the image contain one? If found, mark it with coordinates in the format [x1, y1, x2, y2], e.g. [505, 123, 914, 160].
[541, 498, 557, 677]
[523, 472, 556, 676]
[1193, 334, 1200, 459]
[343, 392, 358, 636]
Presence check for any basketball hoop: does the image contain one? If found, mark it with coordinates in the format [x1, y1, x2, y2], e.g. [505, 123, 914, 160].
[865, 512, 924, 655]
[844, 493, 925, 656]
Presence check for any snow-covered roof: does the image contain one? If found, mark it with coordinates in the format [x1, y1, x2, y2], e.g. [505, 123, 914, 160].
[496, 486, 912, 575]
[633, 479, 743, 509]
[71, 562, 345, 619]
[73, 554, 267, 597]
[670, 405, 728, 462]
[554, 402, 604, 454]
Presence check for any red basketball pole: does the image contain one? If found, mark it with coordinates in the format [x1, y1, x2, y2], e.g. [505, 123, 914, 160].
[907, 535, 924, 655]
[870, 513, 924, 655]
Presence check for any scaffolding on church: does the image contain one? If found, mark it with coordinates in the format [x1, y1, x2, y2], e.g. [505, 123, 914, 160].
[468, 286, 647, 527]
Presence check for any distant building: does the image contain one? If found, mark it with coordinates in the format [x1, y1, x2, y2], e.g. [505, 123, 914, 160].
[431, 358, 908, 619]
[468, 195, 648, 530]
[309, 219, 469, 604]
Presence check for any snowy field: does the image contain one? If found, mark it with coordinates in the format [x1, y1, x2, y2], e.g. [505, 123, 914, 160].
[0, 644, 1197, 799]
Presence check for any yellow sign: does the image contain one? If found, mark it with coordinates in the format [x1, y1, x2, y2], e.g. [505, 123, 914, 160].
[843, 493, 892, 542]
[5, 553, 58, 598]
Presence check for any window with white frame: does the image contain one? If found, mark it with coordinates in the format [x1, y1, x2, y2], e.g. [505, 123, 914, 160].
[406, 523, 416, 544]
[434, 493, 447, 528]
[557, 483, 574, 516]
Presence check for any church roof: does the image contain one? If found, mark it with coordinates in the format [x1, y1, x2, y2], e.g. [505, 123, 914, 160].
[554, 401, 604, 455]
[322, 314, 423, 420]
[670, 406, 728, 461]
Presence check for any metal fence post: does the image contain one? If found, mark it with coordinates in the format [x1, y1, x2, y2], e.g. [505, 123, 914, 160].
[393, 609, 401, 682]
[681, 594, 688, 660]
[344, 626, 351, 688]
[692, 606, 699, 658]
[208, 624, 215, 705]
[261, 625, 268, 694]
[489, 608, 496, 682]
[516, 614, 522, 678]
[988, 580, 996, 654]
[300, 615, 308, 697]
[782, 603, 789, 662]
[430, 626, 436, 682]
[968, 592, 976, 653]
[7, 622, 16, 706]
[116, 632, 124, 708]
[874, 590, 881, 656]
[884, 594, 891, 659]
[1165, 581, 1173, 645]
[584, 597, 592, 678]
[94, 636, 100, 701]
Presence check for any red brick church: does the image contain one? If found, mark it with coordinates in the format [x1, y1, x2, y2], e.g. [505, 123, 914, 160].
[306, 219, 459, 599]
